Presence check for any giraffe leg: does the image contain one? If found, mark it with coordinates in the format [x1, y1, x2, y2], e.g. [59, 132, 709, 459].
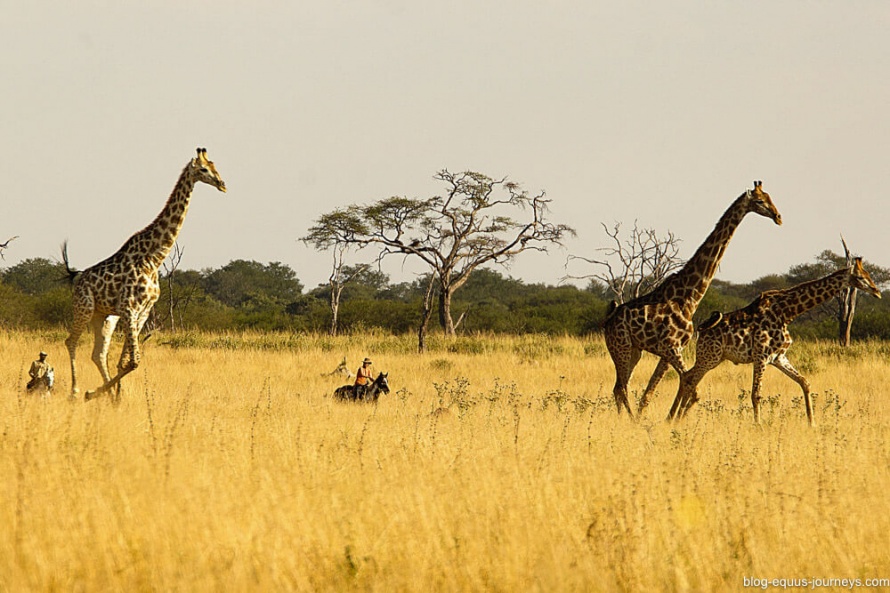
[650, 349, 688, 418]
[750, 359, 767, 425]
[112, 305, 153, 403]
[65, 299, 94, 399]
[638, 358, 670, 415]
[667, 373, 688, 421]
[771, 354, 814, 427]
[85, 309, 142, 401]
[669, 357, 718, 420]
[65, 327, 84, 399]
[90, 315, 119, 385]
[609, 347, 641, 418]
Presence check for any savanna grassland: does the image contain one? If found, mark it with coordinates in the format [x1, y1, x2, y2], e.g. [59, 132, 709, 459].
[2, 329, 890, 592]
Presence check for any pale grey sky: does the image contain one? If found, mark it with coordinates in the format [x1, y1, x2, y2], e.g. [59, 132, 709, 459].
[3, 1, 889, 290]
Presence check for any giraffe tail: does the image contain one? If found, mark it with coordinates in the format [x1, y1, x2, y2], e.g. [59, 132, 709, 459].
[600, 300, 619, 327]
[697, 311, 723, 332]
[60, 240, 81, 284]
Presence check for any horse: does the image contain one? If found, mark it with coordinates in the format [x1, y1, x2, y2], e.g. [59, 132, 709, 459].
[333, 372, 390, 402]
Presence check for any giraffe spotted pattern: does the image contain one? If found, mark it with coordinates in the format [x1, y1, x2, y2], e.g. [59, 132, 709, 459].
[668, 258, 882, 426]
[64, 148, 226, 401]
[603, 181, 782, 417]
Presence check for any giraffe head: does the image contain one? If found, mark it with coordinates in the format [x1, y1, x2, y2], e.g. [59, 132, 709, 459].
[743, 180, 781, 225]
[189, 148, 227, 193]
[849, 257, 882, 299]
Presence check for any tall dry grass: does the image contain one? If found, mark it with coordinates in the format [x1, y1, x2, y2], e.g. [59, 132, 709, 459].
[2, 329, 889, 592]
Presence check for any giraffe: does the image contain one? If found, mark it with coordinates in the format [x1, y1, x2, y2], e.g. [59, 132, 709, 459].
[64, 148, 226, 401]
[667, 258, 881, 426]
[603, 181, 782, 417]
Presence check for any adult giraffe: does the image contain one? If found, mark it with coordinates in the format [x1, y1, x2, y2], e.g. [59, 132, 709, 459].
[667, 258, 881, 426]
[603, 181, 782, 417]
[64, 148, 226, 401]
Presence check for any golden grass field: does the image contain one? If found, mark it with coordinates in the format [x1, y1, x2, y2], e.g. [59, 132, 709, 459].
[2, 329, 890, 592]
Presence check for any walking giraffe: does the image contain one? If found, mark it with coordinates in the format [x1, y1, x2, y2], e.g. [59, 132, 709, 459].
[64, 148, 226, 401]
[667, 258, 881, 426]
[603, 181, 782, 417]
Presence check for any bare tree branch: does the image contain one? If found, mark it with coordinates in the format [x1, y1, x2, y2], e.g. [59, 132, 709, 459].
[325, 242, 374, 336]
[563, 221, 683, 303]
[159, 242, 187, 333]
[838, 234, 857, 347]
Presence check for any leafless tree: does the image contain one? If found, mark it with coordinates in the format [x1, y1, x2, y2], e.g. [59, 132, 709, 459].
[564, 221, 683, 303]
[838, 236, 861, 347]
[325, 243, 372, 336]
[155, 242, 200, 333]
[162, 243, 185, 332]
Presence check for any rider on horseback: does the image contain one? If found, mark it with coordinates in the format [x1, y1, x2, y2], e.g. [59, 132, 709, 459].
[354, 357, 374, 399]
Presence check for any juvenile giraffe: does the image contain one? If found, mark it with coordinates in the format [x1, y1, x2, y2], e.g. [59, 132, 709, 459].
[667, 258, 881, 426]
[603, 181, 782, 417]
[64, 148, 226, 401]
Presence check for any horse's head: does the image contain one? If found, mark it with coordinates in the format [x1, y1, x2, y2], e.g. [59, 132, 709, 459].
[375, 372, 390, 395]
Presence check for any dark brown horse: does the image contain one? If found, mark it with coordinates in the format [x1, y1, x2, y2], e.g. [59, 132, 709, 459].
[333, 372, 390, 402]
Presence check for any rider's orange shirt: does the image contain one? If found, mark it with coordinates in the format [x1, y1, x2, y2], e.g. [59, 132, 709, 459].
[355, 365, 372, 386]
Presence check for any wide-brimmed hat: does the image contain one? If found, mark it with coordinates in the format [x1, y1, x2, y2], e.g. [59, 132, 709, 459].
[362, 358, 373, 364]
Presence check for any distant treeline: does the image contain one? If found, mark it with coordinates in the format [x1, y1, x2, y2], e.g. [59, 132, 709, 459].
[2, 254, 890, 340]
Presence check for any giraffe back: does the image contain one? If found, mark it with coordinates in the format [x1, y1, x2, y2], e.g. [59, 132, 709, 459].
[695, 295, 792, 366]
[72, 251, 161, 317]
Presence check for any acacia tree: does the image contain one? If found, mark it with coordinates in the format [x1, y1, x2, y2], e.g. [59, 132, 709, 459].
[564, 221, 683, 304]
[303, 169, 574, 350]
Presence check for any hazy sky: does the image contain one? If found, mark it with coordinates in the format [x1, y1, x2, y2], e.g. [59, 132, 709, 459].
[3, 2, 889, 290]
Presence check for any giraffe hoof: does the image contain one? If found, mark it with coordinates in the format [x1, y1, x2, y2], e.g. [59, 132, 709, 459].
[84, 390, 98, 402]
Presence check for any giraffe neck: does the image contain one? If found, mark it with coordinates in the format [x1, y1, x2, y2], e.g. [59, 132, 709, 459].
[770, 269, 849, 321]
[660, 194, 748, 317]
[131, 165, 195, 269]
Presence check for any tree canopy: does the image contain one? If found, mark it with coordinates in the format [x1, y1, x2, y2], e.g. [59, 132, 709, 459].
[3, 250, 890, 341]
[304, 169, 575, 349]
